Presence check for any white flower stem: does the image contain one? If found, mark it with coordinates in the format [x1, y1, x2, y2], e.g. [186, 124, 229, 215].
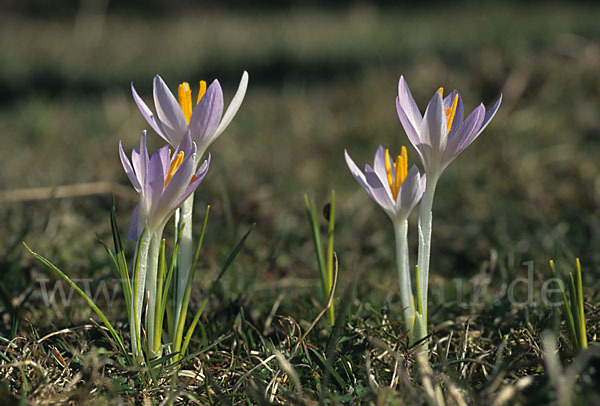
[417, 175, 439, 327]
[130, 244, 141, 359]
[144, 226, 164, 358]
[175, 194, 194, 331]
[133, 232, 151, 358]
[393, 219, 414, 329]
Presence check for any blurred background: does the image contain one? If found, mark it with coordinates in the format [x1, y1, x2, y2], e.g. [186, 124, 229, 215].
[1, 0, 600, 326]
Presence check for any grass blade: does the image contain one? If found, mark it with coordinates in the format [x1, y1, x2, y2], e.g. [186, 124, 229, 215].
[575, 259, 587, 348]
[550, 260, 578, 350]
[173, 206, 211, 357]
[23, 243, 129, 360]
[179, 223, 255, 358]
[325, 190, 336, 326]
[304, 196, 327, 294]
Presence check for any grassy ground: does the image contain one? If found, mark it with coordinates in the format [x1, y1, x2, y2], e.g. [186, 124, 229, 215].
[1, 2, 600, 404]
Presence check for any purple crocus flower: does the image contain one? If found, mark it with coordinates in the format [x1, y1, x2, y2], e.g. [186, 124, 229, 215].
[396, 76, 501, 179]
[131, 72, 248, 164]
[345, 145, 426, 333]
[345, 145, 426, 222]
[119, 130, 210, 241]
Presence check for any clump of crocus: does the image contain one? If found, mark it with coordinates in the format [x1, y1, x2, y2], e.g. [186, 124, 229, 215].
[345, 145, 426, 341]
[131, 72, 248, 332]
[396, 76, 501, 344]
[119, 130, 209, 358]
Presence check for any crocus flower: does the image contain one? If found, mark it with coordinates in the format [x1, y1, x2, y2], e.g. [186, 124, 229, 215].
[131, 71, 248, 164]
[345, 145, 426, 222]
[395, 75, 501, 180]
[395, 76, 502, 349]
[119, 130, 210, 241]
[345, 145, 426, 337]
[131, 72, 246, 331]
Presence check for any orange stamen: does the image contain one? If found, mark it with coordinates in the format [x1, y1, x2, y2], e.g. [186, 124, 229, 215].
[401, 146, 407, 181]
[196, 81, 207, 105]
[178, 82, 193, 124]
[446, 94, 458, 133]
[385, 146, 409, 201]
[384, 149, 395, 197]
[164, 151, 184, 187]
[438, 87, 459, 134]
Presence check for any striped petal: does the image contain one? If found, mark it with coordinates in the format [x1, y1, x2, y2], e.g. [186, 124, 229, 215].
[119, 141, 142, 192]
[131, 82, 172, 144]
[153, 75, 188, 145]
[189, 80, 224, 157]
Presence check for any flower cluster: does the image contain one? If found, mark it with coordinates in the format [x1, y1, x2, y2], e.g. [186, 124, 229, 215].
[345, 76, 501, 344]
[120, 72, 248, 360]
[27, 67, 502, 368]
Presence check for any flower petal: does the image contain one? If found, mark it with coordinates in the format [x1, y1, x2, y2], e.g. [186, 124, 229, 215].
[153, 75, 188, 145]
[373, 145, 390, 187]
[420, 90, 447, 153]
[119, 141, 142, 192]
[189, 80, 225, 157]
[397, 76, 422, 132]
[131, 131, 149, 189]
[131, 82, 172, 144]
[365, 164, 395, 215]
[145, 145, 168, 216]
[154, 149, 196, 221]
[456, 104, 486, 152]
[212, 71, 249, 140]
[448, 96, 501, 163]
[176, 154, 211, 208]
[442, 104, 486, 167]
[157, 144, 171, 178]
[396, 97, 422, 151]
[480, 94, 502, 133]
[173, 130, 194, 160]
[128, 203, 142, 241]
[443, 89, 464, 130]
[396, 165, 425, 218]
[344, 149, 369, 191]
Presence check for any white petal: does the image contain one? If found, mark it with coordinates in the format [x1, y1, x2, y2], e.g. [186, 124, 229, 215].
[153, 75, 188, 144]
[212, 71, 249, 139]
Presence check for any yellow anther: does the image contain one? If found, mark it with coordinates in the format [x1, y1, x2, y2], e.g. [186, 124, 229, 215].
[178, 82, 193, 124]
[445, 94, 459, 133]
[385, 147, 409, 201]
[438, 87, 459, 134]
[196, 81, 207, 105]
[384, 149, 394, 197]
[165, 151, 185, 187]
[401, 146, 407, 182]
[394, 155, 402, 197]
[179, 80, 208, 123]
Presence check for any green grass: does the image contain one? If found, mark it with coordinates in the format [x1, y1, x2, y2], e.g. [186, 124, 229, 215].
[1, 2, 600, 403]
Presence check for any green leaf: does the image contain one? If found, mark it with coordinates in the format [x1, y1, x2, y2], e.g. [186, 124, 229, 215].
[23, 243, 130, 363]
[304, 196, 327, 294]
[325, 190, 336, 326]
[550, 260, 579, 350]
[180, 223, 255, 359]
[173, 206, 211, 357]
[575, 259, 587, 349]
[307, 346, 347, 390]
